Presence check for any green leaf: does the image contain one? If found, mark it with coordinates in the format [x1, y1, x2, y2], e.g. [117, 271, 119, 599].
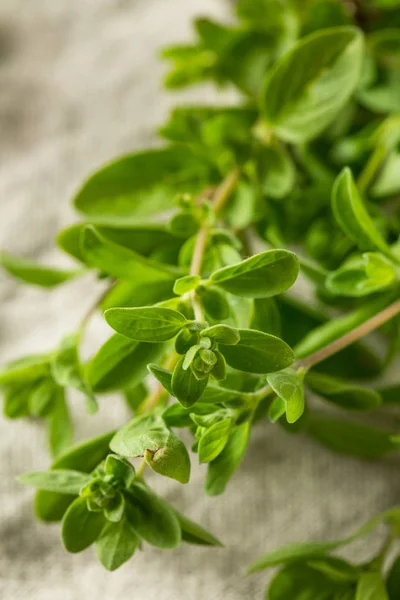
[250, 297, 281, 337]
[326, 253, 396, 298]
[305, 372, 382, 411]
[110, 415, 190, 483]
[332, 168, 392, 255]
[147, 364, 174, 395]
[307, 415, 400, 459]
[209, 249, 299, 298]
[250, 507, 400, 575]
[196, 285, 230, 320]
[0, 354, 50, 386]
[81, 225, 181, 282]
[51, 334, 97, 414]
[104, 491, 125, 523]
[61, 496, 105, 553]
[0, 251, 78, 287]
[261, 27, 363, 143]
[267, 564, 342, 600]
[268, 396, 287, 423]
[175, 511, 223, 546]
[198, 418, 232, 463]
[95, 518, 139, 571]
[248, 540, 349, 573]
[101, 279, 176, 312]
[201, 324, 240, 345]
[149, 363, 252, 406]
[256, 143, 295, 199]
[182, 344, 201, 370]
[104, 455, 135, 488]
[267, 368, 305, 423]
[359, 79, 400, 114]
[379, 384, 400, 405]
[168, 211, 199, 238]
[29, 379, 57, 417]
[35, 431, 114, 522]
[364, 252, 397, 283]
[205, 422, 250, 496]
[124, 382, 148, 413]
[225, 180, 259, 230]
[104, 306, 188, 342]
[372, 150, 400, 198]
[387, 555, 400, 600]
[18, 469, 91, 495]
[171, 356, 208, 407]
[308, 556, 359, 583]
[47, 390, 73, 458]
[3, 384, 31, 418]
[173, 275, 201, 295]
[125, 482, 181, 549]
[144, 441, 190, 485]
[87, 333, 164, 392]
[355, 572, 389, 600]
[220, 329, 294, 374]
[175, 326, 201, 355]
[74, 146, 209, 226]
[58, 222, 181, 263]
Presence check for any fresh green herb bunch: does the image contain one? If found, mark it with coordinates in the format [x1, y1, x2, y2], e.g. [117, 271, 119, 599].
[1, 0, 400, 593]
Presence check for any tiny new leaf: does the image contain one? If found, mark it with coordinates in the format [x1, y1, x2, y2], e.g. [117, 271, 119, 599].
[267, 368, 305, 423]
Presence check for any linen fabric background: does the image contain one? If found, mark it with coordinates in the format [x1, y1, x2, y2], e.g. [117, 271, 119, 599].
[0, 1, 399, 598]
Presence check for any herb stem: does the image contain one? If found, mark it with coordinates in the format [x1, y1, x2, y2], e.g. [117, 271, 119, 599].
[190, 226, 209, 278]
[254, 298, 400, 400]
[300, 298, 400, 369]
[213, 166, 241, 216]
[357, 142, 387, 194]
[189, 167, 241, 321]
[80, 280, 116, 331]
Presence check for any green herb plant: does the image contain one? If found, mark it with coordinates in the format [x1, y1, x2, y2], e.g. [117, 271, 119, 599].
[2, 0, 400, 595]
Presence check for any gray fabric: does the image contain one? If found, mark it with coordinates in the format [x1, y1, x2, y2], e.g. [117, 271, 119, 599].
[0, 2, 399, 598]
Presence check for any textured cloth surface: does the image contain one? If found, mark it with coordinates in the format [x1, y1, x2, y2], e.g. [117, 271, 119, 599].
[0, 2, 399, 599]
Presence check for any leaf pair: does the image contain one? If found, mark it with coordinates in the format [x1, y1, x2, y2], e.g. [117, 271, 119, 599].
[267, 368, 305, 424]
[248, 506, 400, 574]
[0, 354, 73, 458]
[248, 506, 400, 599]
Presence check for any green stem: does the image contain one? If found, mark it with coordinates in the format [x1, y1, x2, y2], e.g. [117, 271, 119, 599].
[213, 166, 241, 216]
[255, 298, 400, 400]
[189, 167, 241, 321]
[357, 142, 387, 194]
[79, 280, 116, 331]
[300, 298, 400, 369]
